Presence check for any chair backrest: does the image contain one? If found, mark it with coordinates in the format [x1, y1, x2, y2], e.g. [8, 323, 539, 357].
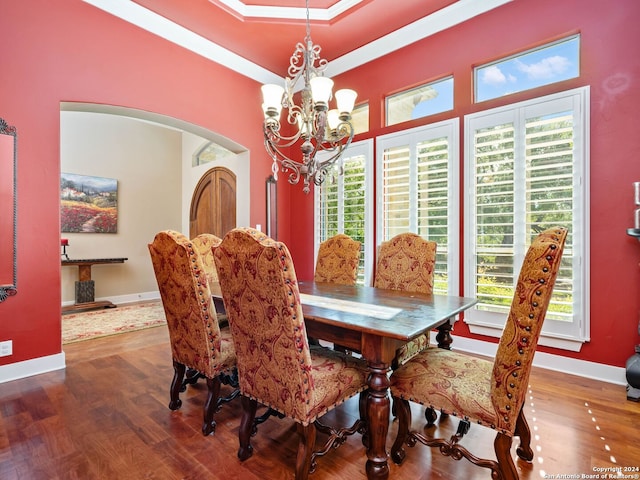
[213, 227, 315, 420]
[314, 233, 361, 285]
[191, 233, 222, 287]
[148, 230, 228, 378]
[374, 232, 437, 294]
[490, 226, 567, 433]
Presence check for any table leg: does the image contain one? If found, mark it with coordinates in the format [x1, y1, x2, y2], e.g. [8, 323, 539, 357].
[61, 263, 116, 313]
[435, 319, 453, 350]
[365, 363, 391, 480]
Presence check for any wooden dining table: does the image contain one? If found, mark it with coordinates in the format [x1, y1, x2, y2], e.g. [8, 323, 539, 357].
[211, 280, 477, 480]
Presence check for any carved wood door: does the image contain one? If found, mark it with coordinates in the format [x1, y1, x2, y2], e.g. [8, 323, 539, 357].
[189, 167, 236, 239]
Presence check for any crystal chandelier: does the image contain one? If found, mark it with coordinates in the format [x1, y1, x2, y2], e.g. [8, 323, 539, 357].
[261, 0, 357, 194]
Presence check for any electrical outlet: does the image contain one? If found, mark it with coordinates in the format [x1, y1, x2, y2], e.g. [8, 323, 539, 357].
[0, 340, 12, 357]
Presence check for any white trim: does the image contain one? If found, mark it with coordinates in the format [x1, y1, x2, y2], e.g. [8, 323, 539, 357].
[463, 87, 591, 348]
[327, 0, 512, 77]
[434, 333, 626, 386]
[82, 0, 281, 85]
[62, 290, 161, 308]
[467, 323, 586, 352]
[216, 0, 363, 21]
[82, 0, 513, 84]
[0, 353, 66, 384]
[376, 118, 460, 296]
[313, 139, 374, 285]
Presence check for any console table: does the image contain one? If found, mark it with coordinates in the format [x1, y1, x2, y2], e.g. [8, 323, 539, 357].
[62, 258, 128, 313]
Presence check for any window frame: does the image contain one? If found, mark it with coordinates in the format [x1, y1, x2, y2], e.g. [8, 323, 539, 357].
[385, 76, 454, 127]
[376, 118, 460, 294]
[313, 139, 374, 285]
[474, 35, 580, 103]
[463, 86, 590, 351]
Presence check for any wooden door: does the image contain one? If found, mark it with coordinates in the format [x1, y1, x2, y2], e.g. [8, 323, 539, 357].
[189, 167, 236, 239]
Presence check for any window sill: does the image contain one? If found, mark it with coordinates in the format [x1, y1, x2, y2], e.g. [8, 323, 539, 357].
[466, 322, 587, 352]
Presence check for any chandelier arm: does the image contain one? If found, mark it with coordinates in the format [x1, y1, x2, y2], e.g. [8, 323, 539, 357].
[264, 126, 303, 147]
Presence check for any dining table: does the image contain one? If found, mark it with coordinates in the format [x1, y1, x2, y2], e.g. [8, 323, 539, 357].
[211, 280, 477, 480]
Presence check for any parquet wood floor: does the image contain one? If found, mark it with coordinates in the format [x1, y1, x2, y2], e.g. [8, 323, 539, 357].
[1, 326, 638, 479]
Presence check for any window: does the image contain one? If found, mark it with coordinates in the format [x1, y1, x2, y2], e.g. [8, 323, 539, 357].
[351, 103, 369, 135]
[315, 140, 373, 284]
[386, 77, 454, 126]
[475, 35, 580, 102]
[464, 87, 590, 351]
[193, 140, 236, 167]
[376, 119, 459, 295]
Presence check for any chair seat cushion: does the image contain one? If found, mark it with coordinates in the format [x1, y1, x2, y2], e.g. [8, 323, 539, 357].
[181, 325, 236, 377]
[390, 348, 499, 429]
[217, 327, 237, 372]
[251, 345, 368, 426]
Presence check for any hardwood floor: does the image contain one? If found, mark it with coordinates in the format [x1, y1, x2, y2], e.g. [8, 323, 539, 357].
[1, 326, 639, 479]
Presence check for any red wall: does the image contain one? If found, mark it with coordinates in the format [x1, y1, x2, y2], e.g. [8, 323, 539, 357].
[289, 0, 640, 367]
[0, 0, 274, 366]
[1, 0, 639, 372]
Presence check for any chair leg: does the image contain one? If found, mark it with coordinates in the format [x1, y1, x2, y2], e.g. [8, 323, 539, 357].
[358, 390, 369, 448]
[202, 376, 222, 436]
[252, 407, 285, 436]
[169, 360, 185, 410]
[295, 422, 317, 480]
[515, 406, 534, 461]
[181, 368, 204, 391]
[390, 397, 411, 465]
[494, 432, 518, 480]
[238, 396, 257, 461]
[425, 406, 438, 425]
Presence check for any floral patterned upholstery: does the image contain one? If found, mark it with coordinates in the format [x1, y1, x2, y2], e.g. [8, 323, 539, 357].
[148, 230, 237, 436]
[314, 233, 361, 285]
[374, 232, 437, 367]
[191, 233, 227, 322]
[389, 227, 568, 480]
[191, 233, 222, 288]
[214, 227, 368, 479]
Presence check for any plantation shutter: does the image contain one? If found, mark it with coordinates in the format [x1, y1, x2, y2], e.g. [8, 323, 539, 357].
[315, 141, 372, 285]
[464, 87, 589, 350]
[376, 120, 459, 295]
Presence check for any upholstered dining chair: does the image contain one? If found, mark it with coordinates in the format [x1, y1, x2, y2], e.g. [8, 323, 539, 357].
[213, 227, 369, 480]
[374, 232, 437, 368]
[191, 233, 222, 288]
[314, 233, 361, 285]
[191, 233, 227, 324]
[389, 226, 568, 480]
[148, 230, 238, 436]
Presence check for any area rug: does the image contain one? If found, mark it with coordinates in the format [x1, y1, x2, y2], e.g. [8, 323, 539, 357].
[62, 301, 166, 344]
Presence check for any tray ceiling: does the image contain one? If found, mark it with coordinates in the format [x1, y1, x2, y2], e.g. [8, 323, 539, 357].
[83, 0, 512, 83]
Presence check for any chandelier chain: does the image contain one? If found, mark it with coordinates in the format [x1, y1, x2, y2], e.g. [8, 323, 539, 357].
[305, 0, 310, 40]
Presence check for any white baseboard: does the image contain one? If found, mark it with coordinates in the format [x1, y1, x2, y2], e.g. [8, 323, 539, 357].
[4, 291, 162, 385]
[437, 333, 627, 386]
[4, 302, 627, 387]
[0, 352, 66, 384]
[62, 290, 160, 307]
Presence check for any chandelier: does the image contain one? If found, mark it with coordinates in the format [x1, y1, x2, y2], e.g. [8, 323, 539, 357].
[261, 0, 357, 194]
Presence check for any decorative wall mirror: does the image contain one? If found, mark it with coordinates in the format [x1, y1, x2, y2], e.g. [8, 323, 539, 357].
[0, 117, 17, 302]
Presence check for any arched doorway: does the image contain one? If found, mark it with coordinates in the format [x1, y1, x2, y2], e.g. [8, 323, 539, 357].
[189, 166, 236, 238]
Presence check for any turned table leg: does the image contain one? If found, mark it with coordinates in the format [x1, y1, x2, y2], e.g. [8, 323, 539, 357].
[436, 319, 453, 350]
[365, 362, 391, 480]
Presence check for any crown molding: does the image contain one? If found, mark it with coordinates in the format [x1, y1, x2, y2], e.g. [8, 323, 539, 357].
[83, 0, 512, 85]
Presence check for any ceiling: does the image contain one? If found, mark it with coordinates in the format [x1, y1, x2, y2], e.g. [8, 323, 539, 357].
[83, 0, 512, 84]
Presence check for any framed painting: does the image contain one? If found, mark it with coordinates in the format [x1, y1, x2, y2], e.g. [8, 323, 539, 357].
[61, 173, 118, 233]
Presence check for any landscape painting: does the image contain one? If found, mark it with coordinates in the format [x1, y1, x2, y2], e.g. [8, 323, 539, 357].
[61, 173, 118, 233]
